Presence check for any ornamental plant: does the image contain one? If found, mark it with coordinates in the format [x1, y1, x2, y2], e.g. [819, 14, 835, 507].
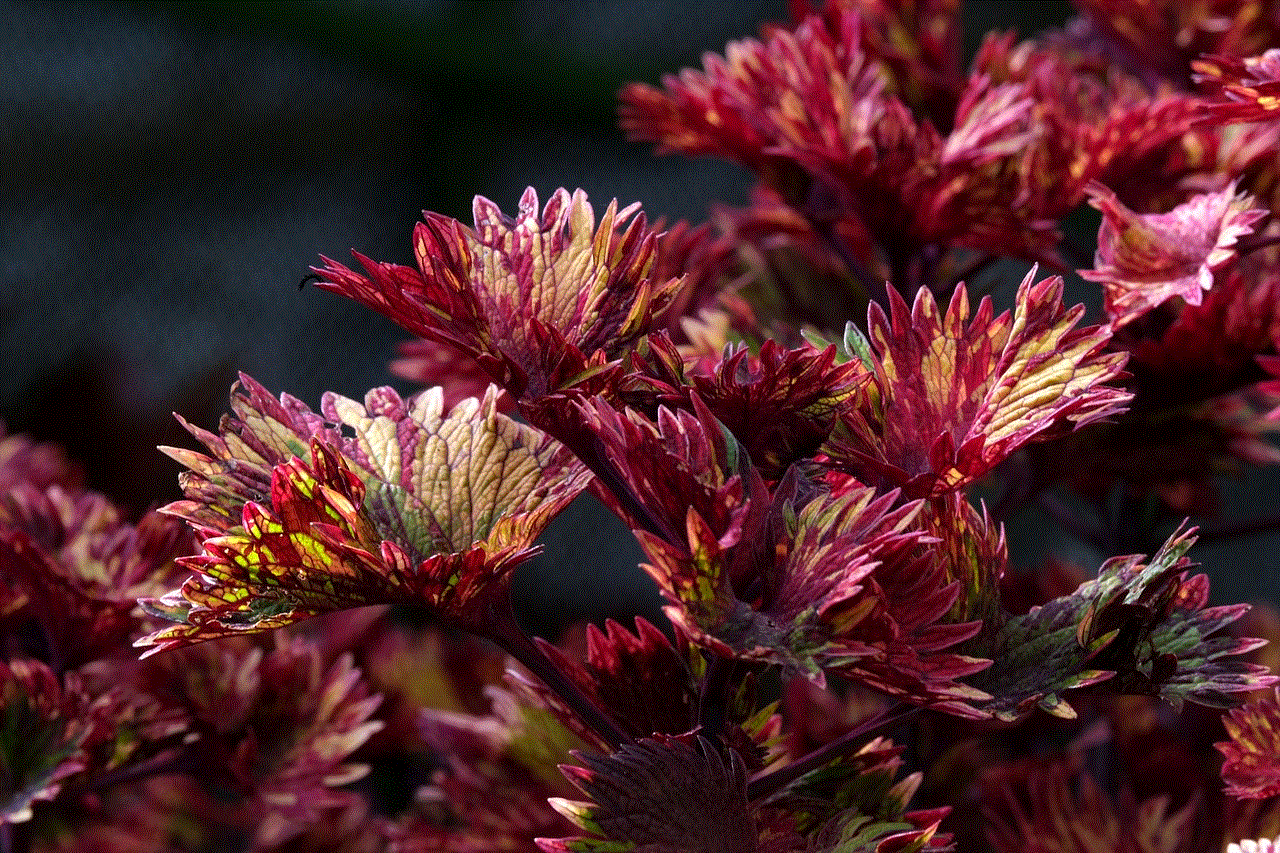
[6, 1, 1280, 851]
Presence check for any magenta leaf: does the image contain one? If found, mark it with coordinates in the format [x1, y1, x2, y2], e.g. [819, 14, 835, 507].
[1218, 687, 1280, 799]
[824, 272, 1130, 498]
[1081, 181, 1268, 329]
[566, 394, 758, 549]
[316, 188, 681, 401]
[139, 634, 383, 850]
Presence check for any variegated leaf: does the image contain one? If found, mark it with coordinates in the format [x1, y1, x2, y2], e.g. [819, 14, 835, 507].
[1081, 182, 1267, 330]
[962, 527, 1277, 722]
[825, 272, 1130, 498]
[139, 382, 590, 652]
[316, 188, 681, 401]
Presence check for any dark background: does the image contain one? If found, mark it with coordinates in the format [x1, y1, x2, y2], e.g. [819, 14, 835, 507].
[6, 1, 1272, 630]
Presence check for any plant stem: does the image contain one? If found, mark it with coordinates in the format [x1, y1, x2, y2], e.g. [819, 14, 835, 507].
[492, 616, 627, 749]
[745, 703, 918, 800]
[696, 655, 732, 744]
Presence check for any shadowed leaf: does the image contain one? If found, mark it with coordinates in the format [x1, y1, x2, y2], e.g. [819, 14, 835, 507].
[964, 527, 1277, 721]
[543, 736, 756, 853]
[1219, 688, 1280, 799]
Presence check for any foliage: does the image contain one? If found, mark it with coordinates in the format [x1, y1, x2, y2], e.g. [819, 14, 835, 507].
[5, 1, 1280, 850]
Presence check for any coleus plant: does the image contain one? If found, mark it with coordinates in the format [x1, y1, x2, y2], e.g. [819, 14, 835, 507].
[4, 1, 1280, 851]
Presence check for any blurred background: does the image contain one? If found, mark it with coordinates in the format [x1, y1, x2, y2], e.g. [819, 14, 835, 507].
[11, 1, 1272, 633]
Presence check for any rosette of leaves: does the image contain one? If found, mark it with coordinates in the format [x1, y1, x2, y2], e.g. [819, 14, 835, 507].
[533, 618, 701, 744]
[569, 394, 990, 707]
[620, 1, 1095, 285]
[315, 187, 683, 403]
[622, 333, 868, 481]
[0, 449, 205, 838]
[0, 484, 189, 669]
[138, 633, 384, 851]
[138, 379, 590, 652]
[973, 29, 1206, 219]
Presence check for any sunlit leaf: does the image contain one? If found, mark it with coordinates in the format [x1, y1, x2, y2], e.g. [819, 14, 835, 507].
[316, 188, 681, 401]
[139, 381, 589, 652]
[824, 272, 1130, 498]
